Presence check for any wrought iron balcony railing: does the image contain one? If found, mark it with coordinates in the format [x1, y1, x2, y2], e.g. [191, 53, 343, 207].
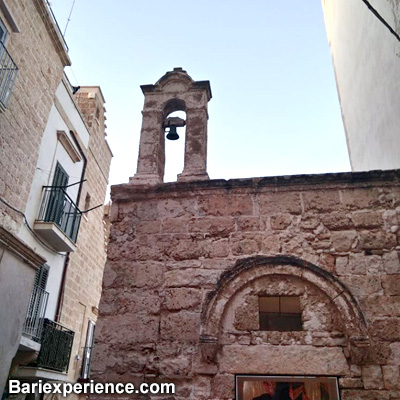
[37, 186, 82, 243]
[0, 41, 18, 111]
[22, 284, 49, 342]
[34, 319, 74, 373]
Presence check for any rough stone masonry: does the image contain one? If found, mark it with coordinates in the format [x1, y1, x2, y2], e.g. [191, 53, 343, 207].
[91, 69, 400, 400]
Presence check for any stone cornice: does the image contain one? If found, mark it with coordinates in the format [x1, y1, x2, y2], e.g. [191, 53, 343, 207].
[0, 227, 46, 269]
[112, 169, 400, 202]
[33, 0, 71, 67]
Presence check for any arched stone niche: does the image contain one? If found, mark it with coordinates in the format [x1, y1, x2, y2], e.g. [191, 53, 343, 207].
[197, 256, 370, 376]
[130, 68, 212, 185]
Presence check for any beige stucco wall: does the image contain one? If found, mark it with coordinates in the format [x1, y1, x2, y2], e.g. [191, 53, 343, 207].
[322, 0, 400, 171]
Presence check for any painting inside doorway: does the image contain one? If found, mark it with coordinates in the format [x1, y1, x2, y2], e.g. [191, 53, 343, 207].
[235, 376, 340, 400]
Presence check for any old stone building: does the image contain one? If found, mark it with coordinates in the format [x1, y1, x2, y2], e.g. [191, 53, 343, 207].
[0, 1, 112, 396]
[92, 68, 400, 399]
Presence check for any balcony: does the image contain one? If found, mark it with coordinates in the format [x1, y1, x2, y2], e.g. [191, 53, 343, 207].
[34, 186, 82, 252]
[22, 284, 49, 343]
[16, 319, 75, 379]
[0, 41, 18, 111]
[33, 319, 75, 373]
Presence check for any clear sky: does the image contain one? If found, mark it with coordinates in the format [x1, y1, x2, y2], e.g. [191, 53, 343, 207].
[50, 0, 350, 196]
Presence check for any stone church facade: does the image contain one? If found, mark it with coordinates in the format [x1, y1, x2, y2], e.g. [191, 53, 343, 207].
[92, 69, 400, 400]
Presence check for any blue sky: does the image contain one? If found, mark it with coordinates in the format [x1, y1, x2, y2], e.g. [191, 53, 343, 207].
[50, 0, 350, 192]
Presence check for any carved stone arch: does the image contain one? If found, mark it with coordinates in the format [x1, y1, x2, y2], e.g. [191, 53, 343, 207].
[163, 98, 187, 116]
[199, 255, 370, 362]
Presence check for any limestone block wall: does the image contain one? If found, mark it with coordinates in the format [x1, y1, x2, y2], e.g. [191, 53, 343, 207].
[58, 89, 112, 381]
[92, 170, 400, 400]
[0, 0, 70, 232]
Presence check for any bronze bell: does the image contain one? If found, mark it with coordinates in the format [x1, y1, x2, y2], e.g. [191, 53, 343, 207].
[166, 126, 179, 140]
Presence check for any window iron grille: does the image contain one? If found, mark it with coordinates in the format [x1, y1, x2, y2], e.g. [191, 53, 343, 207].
[35, 319, 74, 372]
[0, 40, 18, 111]
[22, 284, 49, 342]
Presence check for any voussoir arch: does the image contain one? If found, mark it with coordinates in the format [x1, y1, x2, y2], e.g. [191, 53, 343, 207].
[200, 255, 370, 347]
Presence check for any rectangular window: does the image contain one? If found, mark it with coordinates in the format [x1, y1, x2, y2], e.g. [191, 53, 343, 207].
[259, 296, 302, 331]
[236, 375, 340, 400]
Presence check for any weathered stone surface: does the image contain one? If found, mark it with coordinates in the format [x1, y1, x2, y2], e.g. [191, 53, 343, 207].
[189, 217, 235, 237]
[363, 365, 384, 390]
[321, 212, 353, 230]
[359, 231, 397, 250]
[382, 365, 400, 390]
[387, 342, 400, 365]
[96, 314, 159, 344]
[219, 345, 349, 375]
[211, 374, 235, 399]
[234, 296, 259, 331]
[303, 190, 340, 212]
[100, 289, 161, 315]
[351, 211, 383, 228]
[257, 192, 302, 214]
[160, 312, 200, 341]
[237, 216, 262, 231]
[165, 288, 202, 310]
[331, 230, 357, 252]
[341, 389, 390, 400]
[341, 275, 382, 296]
[199, 195, 253, 216]
[336, 253, 366, 275]
[370, 318, 400, 341]
[270, 214, 292, 230]
[339, 378, 363, 388]
[231, 233, 262, 255]
[383, 251, 400, 274]
[165, 269, 221, 287]
[108, 261, 164, 289]
[382, 275, 400, 296]
[366, 255, 383, 274]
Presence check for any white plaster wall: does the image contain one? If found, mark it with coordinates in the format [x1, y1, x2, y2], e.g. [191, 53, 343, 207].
[18, 80, 90, 321]
[322, 0, 400, 171]
[55, 81, 90, 149]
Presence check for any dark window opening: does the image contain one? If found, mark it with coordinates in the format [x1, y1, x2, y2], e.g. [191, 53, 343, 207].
[84, 192, 91, 211]
[259, 296, 302, 331]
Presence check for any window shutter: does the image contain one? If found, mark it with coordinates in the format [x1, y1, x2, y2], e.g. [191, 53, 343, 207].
[34, 264, 49, 290]
[52, 162, 69, 187]
[0, 19, 7, 43]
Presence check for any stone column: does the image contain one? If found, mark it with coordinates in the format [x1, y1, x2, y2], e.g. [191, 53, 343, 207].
[178, 107, 209, 182]
[130, 110, 164, 185]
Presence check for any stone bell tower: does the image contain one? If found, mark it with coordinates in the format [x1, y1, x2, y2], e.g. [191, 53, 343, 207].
[130, 67, 212, 184]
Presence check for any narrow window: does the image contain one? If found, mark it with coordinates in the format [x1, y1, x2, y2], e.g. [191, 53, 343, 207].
[0, 17, 18, 111]
[84, 192, 91, 211]
[80, 320, 95, 379]
[258, 296, 302, 331]
[0, 18, 8, 43]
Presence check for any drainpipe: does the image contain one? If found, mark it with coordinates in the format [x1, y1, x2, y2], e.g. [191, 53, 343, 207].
[55, 129, 87, 322]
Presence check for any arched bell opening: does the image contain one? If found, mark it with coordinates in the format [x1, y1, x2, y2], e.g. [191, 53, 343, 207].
[163, 109, 187, 182]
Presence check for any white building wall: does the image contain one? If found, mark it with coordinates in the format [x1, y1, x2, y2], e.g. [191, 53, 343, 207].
[18, 78, 90, 321]
[322, 0, 400, 171]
